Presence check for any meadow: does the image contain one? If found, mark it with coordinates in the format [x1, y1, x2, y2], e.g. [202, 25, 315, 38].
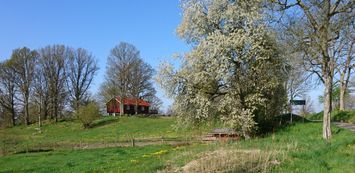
[0, 116, 209, 154]
[0, 116, 354, 172]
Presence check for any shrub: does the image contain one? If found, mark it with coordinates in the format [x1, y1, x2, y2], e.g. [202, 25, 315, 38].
[76, 102, 100, 128]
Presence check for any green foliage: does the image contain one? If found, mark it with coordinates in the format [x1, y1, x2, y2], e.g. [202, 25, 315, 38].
[76, 102, 100, 128]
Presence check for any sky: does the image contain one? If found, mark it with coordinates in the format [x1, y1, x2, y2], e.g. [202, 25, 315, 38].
[0, 0, 190, 111]
[0, 0, 323, 112]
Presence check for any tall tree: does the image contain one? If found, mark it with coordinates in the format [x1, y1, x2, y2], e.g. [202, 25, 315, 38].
[158, 0, 287, 137]
[0, 62, 17, 126]
[100, 42, 158, 115]
[38, 45, 68, 122]
[129, 58, 156, 114]
[270, 0, 354, 140]
[67, 48, 99, 111]
[33, 63, 50, 121]
[335, 21, 354, 111]
[103, 42, 139, 115]
[286, 53, 313, 102]
[8, 47, 38, 125]
[274, 27, 314, 112]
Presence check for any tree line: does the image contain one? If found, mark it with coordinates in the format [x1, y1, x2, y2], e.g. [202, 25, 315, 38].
[0, 45, 99, 126]
[0, 42, 160, 127]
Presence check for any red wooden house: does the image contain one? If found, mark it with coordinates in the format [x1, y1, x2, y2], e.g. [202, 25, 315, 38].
[106, 97, 150, 115]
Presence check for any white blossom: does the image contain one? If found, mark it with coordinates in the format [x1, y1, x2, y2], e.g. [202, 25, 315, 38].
[158, 0, 287, 136]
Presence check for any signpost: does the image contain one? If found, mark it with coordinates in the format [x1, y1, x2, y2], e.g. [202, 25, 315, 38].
[290, 100, 306, 123]
[290, 100, 306, 105]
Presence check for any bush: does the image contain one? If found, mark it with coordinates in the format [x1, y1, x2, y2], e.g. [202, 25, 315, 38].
[76, 102, 100, 128]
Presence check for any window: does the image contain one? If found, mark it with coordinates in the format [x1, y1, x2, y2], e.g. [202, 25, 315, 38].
[126, 105, 130, 110]
[141, 106, 145, 111]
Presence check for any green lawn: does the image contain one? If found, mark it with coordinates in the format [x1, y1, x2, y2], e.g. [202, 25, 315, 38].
[1, 119, 354, 172]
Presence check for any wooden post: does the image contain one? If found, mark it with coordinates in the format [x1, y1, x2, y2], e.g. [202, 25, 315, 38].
[290, 103, 293, 124]
[161, 136, 165, 145]
[131, 138, 135, 147]
[303, 105, 305, 123]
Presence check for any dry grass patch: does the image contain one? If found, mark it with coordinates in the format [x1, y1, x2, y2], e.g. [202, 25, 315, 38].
[160, 148, 281, 173]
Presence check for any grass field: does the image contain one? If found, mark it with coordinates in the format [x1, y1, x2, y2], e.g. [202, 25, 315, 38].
[0, 116, 354, 172]
[0, 116, 209, 154]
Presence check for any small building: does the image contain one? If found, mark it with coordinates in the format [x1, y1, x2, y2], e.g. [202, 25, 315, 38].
[106, 97, 150, 115]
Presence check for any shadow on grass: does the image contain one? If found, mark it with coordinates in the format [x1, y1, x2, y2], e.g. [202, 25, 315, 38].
[90, 117, 119, 128]
[14, 148, 53, 154]
[256, 114, 312, 137]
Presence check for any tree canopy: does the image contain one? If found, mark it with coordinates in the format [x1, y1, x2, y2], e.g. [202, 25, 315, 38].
[158, 0, 287, 136]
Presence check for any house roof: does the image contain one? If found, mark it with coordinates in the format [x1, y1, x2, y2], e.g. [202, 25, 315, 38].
[107, 97, 150, 107]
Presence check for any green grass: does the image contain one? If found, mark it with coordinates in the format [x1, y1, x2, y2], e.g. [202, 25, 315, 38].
[308, 110, 355, 123]
[235, 123, 355, 173]
[1, 119, 354, 172]
[0, 116, 211, 154]
[0, 145, 174, 173]
[1, 115, 355, 172]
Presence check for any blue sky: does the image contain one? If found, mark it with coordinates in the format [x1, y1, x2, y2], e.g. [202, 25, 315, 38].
[0, 0, 323, 112]
[0, 0, 190, 110]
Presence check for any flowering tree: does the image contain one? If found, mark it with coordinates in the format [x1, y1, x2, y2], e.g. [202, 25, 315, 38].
[158, 0, 287, 137]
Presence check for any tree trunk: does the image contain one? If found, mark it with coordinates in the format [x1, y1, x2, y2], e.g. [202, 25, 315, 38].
[54, 97, 58, 122]
[339, 85, 346, 111]
[119, 97, 124, 116]
[323, 74, 332, 140]
[321, 1, 332, 140]
[43, 100, 48, 120]
[11, 104, 16, 126]
[24, 103, 29, 125]
[24, 92, 30, 125]
[135, 96, 138, 115]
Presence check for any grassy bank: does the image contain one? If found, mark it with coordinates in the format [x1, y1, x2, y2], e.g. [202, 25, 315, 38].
[1, 120, 354, 172]
[308, 110, 355, 123]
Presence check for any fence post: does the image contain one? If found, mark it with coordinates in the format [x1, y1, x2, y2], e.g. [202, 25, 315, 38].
[2, 140, 5, 156]
[131, 138, 135, 147]
[161, 136, 165, 145]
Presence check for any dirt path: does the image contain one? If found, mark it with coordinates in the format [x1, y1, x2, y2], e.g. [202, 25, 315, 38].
[72, 140, 192, 150]
[3, 140, 194, 155]
[333, 122, 355, 132]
